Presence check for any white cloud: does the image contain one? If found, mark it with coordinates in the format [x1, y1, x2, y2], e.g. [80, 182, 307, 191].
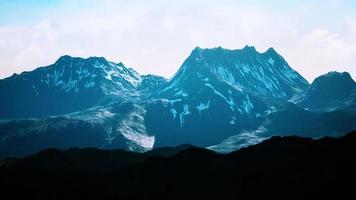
[284, 22, 356, 81]
[0, 0, 355, 82]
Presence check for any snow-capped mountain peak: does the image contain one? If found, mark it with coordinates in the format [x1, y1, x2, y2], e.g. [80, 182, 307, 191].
[47, 55, 142, 93]
[161, 46, 309, 99]
[0, 55, 142, 118]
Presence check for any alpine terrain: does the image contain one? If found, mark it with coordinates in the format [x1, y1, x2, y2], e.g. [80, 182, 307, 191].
[0, 46, 355, 157]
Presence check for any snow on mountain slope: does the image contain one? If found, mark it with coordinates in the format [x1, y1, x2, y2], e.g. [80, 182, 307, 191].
[0, 46, 355, 156]
[66, 102, 154, 152]
[36, 55, 141, 94]
[0, 55, 142, 119]
[0, 55, 162, 153]
[207, 126, 269, 153]
[160, 46, 309, 99]
[0, 100, 155, 157]
[149, 46, 308, 138]
[208, 103, 356, 153]
[117, 104, 155, 152]
[143, 46, 310, 147]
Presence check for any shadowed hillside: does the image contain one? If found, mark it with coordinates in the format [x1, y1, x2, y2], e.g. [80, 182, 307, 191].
[1, 130, 355, 200]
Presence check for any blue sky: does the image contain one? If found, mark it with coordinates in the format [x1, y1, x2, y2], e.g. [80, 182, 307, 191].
[0, 0, 356, 81]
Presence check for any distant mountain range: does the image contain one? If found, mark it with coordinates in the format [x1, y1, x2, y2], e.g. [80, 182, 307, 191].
[0, 46, 355, 157]
[1, 130, 355, 199]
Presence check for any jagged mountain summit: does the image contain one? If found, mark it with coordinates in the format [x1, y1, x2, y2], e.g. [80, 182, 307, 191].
[159, 46, 309, 99]
[0, 46, 355, 158]
[0, 55, 164, 119]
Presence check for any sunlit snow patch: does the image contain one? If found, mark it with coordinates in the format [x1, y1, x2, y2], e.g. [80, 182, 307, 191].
[205, 83, 235, 110]
[170, 108, 177, 119]
[267, 57, 275, 66]
[196, 101, 210, 116]
[264, 106, 277, 116]
[179, 104, 191, 127]
[117, 104, 155, 152]
[229, 116, 237, 125]
[242, 95, 253, 113]
[207, 126, 268, 153]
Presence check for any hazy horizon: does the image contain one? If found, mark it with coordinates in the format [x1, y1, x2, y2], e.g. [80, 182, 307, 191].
[1, 0, 356, 82]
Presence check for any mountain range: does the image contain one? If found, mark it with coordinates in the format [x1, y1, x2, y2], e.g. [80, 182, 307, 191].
[0, 46, 355, 158]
